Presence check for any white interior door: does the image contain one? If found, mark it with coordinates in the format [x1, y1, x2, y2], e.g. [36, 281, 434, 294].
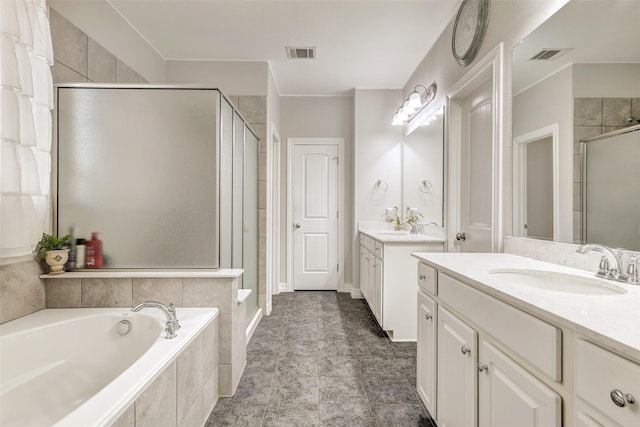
[291, 143, 338, 290]
[459, 80, 493, 252]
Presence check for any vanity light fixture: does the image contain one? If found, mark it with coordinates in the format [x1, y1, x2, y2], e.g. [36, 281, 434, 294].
[391, 83, 437, 126]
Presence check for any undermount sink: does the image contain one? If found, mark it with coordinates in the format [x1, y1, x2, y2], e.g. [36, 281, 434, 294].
[375, 230, 410, 235]
[488, 268, 627, 295]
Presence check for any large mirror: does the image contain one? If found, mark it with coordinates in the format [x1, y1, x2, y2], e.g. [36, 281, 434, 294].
[512, 0, 640, 249]
[403, 107, 445, 226]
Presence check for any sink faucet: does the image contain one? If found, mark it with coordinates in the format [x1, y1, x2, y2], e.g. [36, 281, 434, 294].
[576, 244, 640, 285]
[132, 301, 180, 339]
[576, 243, 621, 279]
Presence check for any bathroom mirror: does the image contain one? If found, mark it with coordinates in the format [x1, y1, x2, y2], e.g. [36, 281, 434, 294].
[403, 107, 444, 226]
[512, 0, 640, 247]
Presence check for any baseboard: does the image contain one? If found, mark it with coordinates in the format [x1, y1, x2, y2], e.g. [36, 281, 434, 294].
[350, 288, 364, 299]
[246, 308, 262, 344]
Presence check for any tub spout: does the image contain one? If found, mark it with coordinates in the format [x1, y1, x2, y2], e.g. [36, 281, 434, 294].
[131, 301, 179, 339]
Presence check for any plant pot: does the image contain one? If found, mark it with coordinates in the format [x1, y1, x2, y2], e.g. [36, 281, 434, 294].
[44, 249, 70, 274]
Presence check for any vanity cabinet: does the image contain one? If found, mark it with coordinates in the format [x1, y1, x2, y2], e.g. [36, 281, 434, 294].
[574, 338, 640, 426]
[417, 263, 562, 427]
[359, 233, 442, 341]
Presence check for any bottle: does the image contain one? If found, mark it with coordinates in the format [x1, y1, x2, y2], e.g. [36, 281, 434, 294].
[85, 232, 103, 269]
[75, 238, 86, 269]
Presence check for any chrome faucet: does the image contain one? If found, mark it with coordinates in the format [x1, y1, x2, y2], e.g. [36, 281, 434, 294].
[576, 244, 640, 285]
[131, 301, 180, 339]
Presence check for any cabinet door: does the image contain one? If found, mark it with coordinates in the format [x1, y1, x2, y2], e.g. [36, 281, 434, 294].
[479, 341, 561, 427]
[373, 257, 383, 325]
[359, 247, 369, 300]
[417, 290, 437, 417]
[437, 306, 477, 427]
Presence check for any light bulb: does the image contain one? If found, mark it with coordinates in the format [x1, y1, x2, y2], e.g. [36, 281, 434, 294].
[407, 91, 423, 109]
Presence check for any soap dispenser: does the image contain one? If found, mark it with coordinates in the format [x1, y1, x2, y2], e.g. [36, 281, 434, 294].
[85, 232, 103, 269]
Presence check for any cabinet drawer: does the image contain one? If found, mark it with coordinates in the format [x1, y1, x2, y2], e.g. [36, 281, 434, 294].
[373, 241, 383, 259]
[575, 339, 640, 426]
[362, 234, 375, 253]
[418, 263, 437, 295]
[439, 273, 561, 381]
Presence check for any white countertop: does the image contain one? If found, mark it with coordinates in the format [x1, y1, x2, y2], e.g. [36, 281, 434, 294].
[412, 252, 640, 362]
[41, 269, 244, 279]
[360, 230, 445, 243]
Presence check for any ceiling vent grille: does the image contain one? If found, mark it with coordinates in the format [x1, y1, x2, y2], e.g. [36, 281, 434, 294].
[529, 48, 571, 61]
[286, 47, 316, 59]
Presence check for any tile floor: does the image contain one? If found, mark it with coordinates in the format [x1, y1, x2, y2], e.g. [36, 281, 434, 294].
[206, 291, 436, 426]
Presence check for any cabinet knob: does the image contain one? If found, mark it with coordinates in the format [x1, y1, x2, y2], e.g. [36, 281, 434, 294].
[419, 274, 426, 280]
[456, 232, 467, 241]
[425, 313, 433, 320]
[294, 222, 301, 229]
[610, 389, 636, 407]
[477, 363, 489, 373]
[460, 345, 471, 355]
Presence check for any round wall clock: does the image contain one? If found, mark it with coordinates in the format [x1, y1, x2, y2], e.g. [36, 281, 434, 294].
[452, 0, 490, 67]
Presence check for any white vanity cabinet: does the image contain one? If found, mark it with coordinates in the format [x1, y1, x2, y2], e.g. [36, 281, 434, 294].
[574, 338, 640, 427]
[416, 262, 562, 427]
[359, 232, 442, 341]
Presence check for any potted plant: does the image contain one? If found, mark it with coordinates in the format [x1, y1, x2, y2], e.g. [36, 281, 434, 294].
[36, 233, 71, 274]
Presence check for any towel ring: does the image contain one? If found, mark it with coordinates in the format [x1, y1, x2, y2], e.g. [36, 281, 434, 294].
[375, 179, 388, 193]
[419, 180, 433, 193]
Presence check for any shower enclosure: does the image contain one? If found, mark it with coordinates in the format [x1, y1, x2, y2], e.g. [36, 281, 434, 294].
[56, 85, 258, 316]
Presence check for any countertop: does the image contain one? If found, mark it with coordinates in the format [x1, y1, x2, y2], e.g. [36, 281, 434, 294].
[360, 230, 445, 243]
[41, 269, 244, 279]
[412, 252, 640, 362]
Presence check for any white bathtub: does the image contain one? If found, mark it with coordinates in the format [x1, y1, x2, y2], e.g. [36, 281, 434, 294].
[0, 307, 218, 427]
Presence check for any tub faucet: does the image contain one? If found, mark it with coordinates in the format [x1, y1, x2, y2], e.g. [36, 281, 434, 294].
[576, 243, 623, 280]
[131, 301, 180, 339]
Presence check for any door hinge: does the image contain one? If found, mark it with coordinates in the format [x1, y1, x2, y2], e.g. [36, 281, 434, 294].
[337, 264, 339, 272]
[337, 211, 339, 219]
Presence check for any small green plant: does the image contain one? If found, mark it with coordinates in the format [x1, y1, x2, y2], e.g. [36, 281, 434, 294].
[36, 233, 71, 259]
[405, 207, 423, 224]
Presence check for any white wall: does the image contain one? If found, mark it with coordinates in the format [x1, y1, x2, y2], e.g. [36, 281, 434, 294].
[48, 1, 166, 82]
[279, 96, 354, 288]
[514, 65, 573, 242]
[573, 63, 640, 97]
[403, 0, 569, 240]
[166, 61, 268, 95]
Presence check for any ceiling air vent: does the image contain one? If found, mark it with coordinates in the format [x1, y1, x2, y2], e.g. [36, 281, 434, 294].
[286, 47, 316, 59]
[529, 48, 571, 61]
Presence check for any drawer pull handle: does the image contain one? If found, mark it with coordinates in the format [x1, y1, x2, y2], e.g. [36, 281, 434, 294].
[425, 313, 433, 320]
[419, 274, 426, 280]
[477, 363, 489, 373]
[461, 345, 471, 355]
[611, 389, 628, 407]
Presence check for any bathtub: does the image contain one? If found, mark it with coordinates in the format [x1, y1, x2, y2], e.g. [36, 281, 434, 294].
[0, 306, 219, 427]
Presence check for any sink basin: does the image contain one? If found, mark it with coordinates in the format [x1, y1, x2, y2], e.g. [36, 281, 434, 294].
[488, 269, 627, 295]
[375, 231, 410, 235]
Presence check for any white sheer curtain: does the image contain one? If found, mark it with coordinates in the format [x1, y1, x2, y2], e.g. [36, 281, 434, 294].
[0, 0, 54, 258]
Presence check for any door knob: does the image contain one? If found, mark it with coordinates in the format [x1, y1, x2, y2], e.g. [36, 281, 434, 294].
[456, 232, 467, 241]
[294, 223, 301, 229]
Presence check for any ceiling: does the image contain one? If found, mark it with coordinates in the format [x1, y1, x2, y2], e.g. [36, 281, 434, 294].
[106, 0, 461, 96]
[513, 0, 640, 94]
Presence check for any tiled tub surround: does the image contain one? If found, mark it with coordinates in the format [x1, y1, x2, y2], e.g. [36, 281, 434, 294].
[0, 307, 218, 427]
[0, 260, 46, 323]
[43, 270, 246, 397]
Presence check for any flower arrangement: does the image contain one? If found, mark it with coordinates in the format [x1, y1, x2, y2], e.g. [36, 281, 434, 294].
[382, 207, 423, 231]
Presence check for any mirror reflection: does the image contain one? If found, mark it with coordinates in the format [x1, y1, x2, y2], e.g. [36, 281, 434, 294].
[512, 0, 640, 248]
[403, 107, 444, 226]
